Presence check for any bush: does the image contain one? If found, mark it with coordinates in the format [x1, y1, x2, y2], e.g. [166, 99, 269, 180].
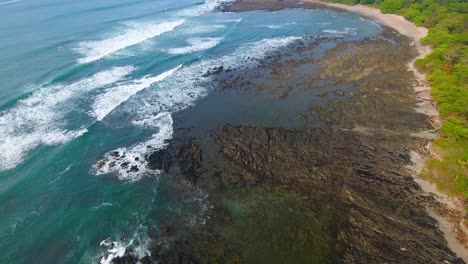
[329, 0, 468, 201]
[429, 69, 468, 117]
[380, 0, 405, 13]
[440, 118, 468, 141]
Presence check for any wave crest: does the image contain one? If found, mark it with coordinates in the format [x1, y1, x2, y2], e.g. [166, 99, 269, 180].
[76, 20, 185, 64]
[167, 37, 223, 55]
[0, 67, 133, 171]
[93, 112, 173, 181]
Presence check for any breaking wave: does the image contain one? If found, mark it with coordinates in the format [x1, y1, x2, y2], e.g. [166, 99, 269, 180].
[91, 36, 301, 181]
[167, 37, 223, 55]
[0, 67, 134, 171]
[76, 20, 185, 64]
[322, 27, 358, 35]
[91, 66, 181, 121]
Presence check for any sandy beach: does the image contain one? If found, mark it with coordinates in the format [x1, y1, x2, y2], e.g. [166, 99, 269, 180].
[307, 1, 427, 39]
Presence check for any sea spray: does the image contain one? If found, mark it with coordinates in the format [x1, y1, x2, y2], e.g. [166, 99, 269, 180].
[0, 67, 134, 171]
[167, 37, 223, 55]
[93, 112, 174, 181]
[91, 36, 301, 180]
[91, 65, 182, 121]
[76, 20, 185, 64]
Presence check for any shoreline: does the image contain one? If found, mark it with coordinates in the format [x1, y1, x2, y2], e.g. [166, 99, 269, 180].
[103, 3, 467, 262]
[306, 0, 468, 260]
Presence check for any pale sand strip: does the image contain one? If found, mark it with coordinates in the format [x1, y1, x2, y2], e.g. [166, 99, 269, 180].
[304, 0, 468, 260]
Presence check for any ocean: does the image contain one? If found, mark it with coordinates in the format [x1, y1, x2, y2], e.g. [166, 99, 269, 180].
[0, 0, 382, 263]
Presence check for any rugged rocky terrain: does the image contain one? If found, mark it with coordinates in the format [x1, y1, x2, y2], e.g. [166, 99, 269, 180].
[106, 2, 465, 263]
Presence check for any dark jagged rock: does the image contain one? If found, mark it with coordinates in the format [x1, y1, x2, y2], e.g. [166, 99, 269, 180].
[175, 143, 202, 183]
[213, 125, 463, 263]
[147, 149, 169, 171]
[109, 252, 138, 264]
[121, 4, 465, 262]
[202, 66, 224, 77]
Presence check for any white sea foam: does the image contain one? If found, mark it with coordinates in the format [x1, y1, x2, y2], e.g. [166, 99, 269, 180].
[176, 0, 230, 17]
[91, 66, 181, 121]
[322, 28, 358, 35]
[92, 36, 300, 181]
[0, 0, 23, 6]
[360, 17, 383, 29]
[93, 112, 173, 181]
[0, 67, 133, 171]
[98, 221, 151, 264]
[167, 37, 222, 55]
[257, 22, 296, 29]
[59, 164, 73, 175]
[217, 18, 242, 23]
[99, 239, 126, 264]
[76, 20, 185, 64]
[182, 24, 225, 34]
[76, 0, 235, 64]
[132, 37, 301, 116]
[215, 36, 301, 67]
[95, 35, 300, 264]
[91, 203, 114, 210]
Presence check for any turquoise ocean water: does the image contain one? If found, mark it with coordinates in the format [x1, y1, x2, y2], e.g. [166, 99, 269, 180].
[0, 0, 382, 263]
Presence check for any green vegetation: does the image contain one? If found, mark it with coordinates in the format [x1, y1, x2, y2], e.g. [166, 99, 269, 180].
[325, 0, 468, 200]
[424, 139, 468, 213]
[441, 117, 468, 141]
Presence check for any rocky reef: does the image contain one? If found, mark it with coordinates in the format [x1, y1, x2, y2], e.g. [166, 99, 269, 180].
[213, 125, 458, 263]
[105, 3, 465, 263]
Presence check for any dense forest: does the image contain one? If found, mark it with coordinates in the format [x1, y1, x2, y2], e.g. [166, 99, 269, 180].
[326, 0, 468, 202]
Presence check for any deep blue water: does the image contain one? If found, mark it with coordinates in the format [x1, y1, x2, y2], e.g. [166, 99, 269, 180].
[0, 0, 382, 263]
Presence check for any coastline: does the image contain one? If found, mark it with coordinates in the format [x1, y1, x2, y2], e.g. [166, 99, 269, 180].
[3, 0, 467, 262]
[96, 2, 467, 262]
[307, 0, 468, 260]
[303, 1, 436, 114]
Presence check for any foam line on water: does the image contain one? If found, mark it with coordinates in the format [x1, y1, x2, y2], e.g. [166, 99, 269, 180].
[93, 36, 302, 264]
[75, 0, 234, 64]
[92, 36, 301, 181]
[98, 223, 150, 264]
[360, 17, 383, 29]
[0, 67, 134, 171]
[91, 65, 182, 121]
[217, 18, 242, 23]
[175, 0, 232, 17]
[167, 37, 223, 55]
[76, 20, 185, 64]
[0, 0, 23, 6]
[93, 112, 173, 181]
[181, 24, 226, 34]
[322, 28, 358, 35]
[257, 22, 296, 29]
